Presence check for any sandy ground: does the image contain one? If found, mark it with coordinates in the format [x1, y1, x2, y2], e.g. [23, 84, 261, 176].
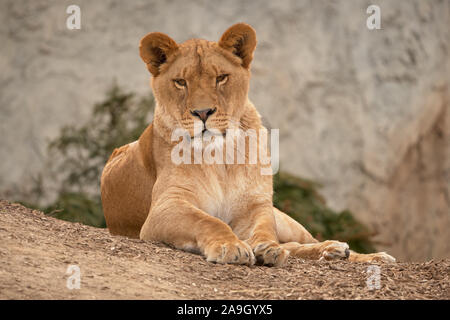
[0, 200, 448, 300]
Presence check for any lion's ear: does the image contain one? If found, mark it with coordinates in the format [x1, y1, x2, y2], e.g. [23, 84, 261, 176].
[218, 23, 257, 69]
[139, 32, 178, 76]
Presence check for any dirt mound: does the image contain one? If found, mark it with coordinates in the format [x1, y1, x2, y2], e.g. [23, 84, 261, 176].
[0, 200, 448, 300]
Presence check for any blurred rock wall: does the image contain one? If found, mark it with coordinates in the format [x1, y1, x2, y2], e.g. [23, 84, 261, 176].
[0, 0, 448, 261]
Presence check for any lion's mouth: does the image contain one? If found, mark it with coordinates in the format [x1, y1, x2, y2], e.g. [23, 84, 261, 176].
[191, 129, 226, 140]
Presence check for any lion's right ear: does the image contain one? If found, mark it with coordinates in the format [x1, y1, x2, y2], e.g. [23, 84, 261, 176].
[139, 32, 178, 76]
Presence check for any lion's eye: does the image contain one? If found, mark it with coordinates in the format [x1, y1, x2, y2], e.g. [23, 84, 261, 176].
[173, 79, 187, 88]
[216, 74, 229, 85]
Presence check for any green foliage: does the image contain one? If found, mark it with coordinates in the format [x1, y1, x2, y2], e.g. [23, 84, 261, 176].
[22, 83, 376, 253]
[48, 84, 155, 191]
[273, 172, 376, 253]
[43, 192, 104, 228]
[23, 84, 154, 227]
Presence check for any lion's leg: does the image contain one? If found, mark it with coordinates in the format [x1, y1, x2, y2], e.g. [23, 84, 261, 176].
[274, 207, 396, 263]
[272, 207, 347, 260]
[140, 192, 255, 265]
[231, 203, 290, 267]
[273, 207, 318, 244]
[348, 251, 396, 263]
[280, 241, 350, 261]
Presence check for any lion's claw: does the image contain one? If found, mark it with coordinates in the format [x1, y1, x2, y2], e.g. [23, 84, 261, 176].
[253, 241, 289, 267]
[204, 239, 255, 265]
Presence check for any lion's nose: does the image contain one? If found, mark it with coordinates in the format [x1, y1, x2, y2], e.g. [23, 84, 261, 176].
[190, 108, 216, 123]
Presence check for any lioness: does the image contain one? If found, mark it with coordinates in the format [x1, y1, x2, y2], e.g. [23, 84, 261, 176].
[101, 23, 395, 266]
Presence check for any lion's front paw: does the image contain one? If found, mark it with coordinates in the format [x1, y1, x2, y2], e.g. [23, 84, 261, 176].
[319, 240, 350, 261]
[253, 241, 289, 267]
[204, 239, 255, 266]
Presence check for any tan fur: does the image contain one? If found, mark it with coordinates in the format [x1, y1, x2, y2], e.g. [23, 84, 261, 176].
[101, 23, 395, 266]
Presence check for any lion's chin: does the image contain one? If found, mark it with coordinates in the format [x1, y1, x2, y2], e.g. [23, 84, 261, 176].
[191, 129, 226, 140]
[190, 130, 226, 153]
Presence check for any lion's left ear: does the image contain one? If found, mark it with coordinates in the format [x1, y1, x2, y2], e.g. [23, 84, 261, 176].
[218, 23, 257, 69]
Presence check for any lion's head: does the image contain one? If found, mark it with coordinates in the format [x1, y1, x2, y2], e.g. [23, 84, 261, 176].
[139, 23, 257, 139]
